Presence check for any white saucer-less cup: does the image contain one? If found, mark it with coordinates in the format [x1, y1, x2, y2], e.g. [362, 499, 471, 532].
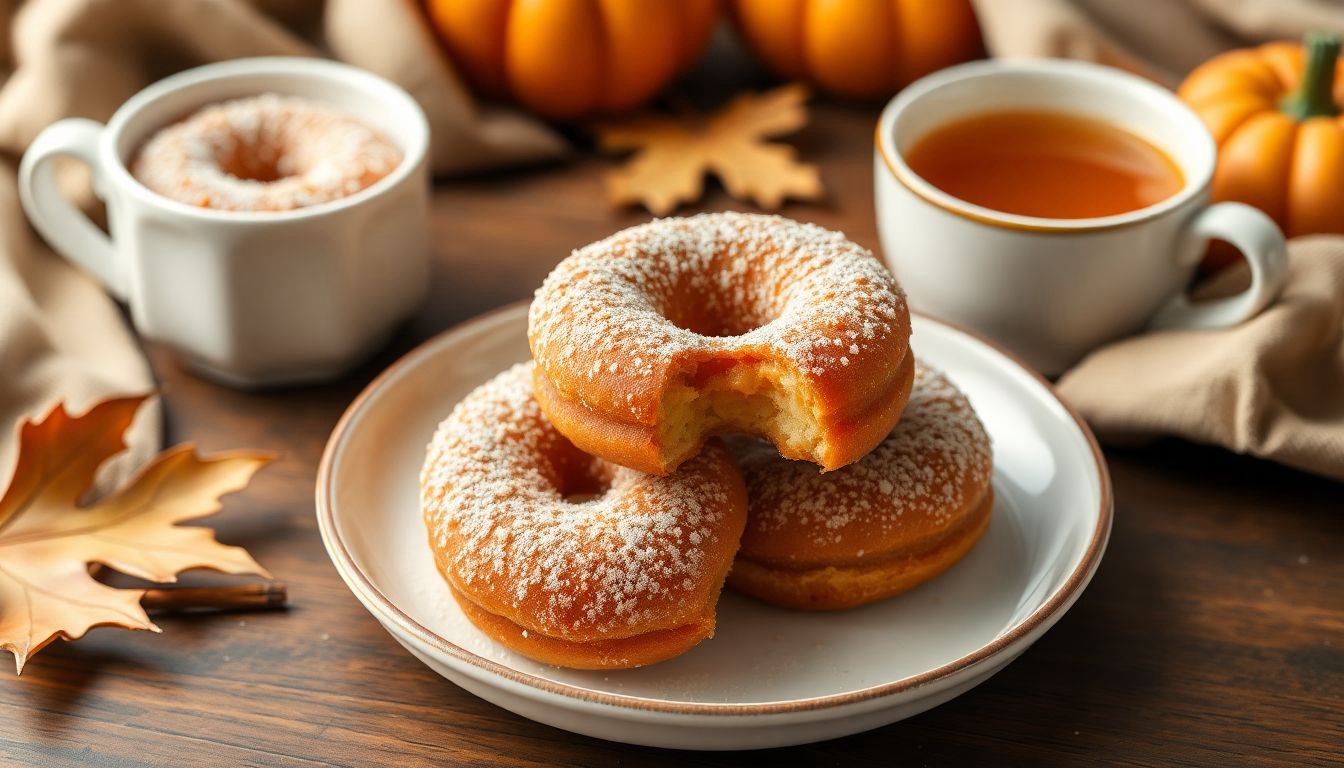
[19, 57, 430, 387]
[874, 59, 1288, 375]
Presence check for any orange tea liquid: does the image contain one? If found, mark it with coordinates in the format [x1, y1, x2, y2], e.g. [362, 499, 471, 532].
[904, 110, 1184, 219]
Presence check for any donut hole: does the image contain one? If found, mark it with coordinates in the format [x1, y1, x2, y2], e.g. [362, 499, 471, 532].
[660, 286, 774, 339]
[664, 308, 768, 338]
[217, 142, 290, 183]
[552, 446, 612, 504]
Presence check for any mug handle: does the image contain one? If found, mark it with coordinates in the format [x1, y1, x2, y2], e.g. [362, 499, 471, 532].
[1148, 202, 1288, 331]
[17, 118, 126, 300]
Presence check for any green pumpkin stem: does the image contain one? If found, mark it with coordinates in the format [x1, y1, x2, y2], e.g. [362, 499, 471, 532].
[1280, 31, 1341, 120]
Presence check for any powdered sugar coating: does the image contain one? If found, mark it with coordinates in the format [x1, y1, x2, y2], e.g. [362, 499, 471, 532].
[730, 364, 992, 563]
[132, 93, 401, 211]
[528, 212, 908, 422]
[421, 363, 746, 641]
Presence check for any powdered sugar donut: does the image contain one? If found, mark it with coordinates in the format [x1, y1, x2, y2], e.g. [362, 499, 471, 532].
[528, 212, 914, 476]
[421, 363, 748, 669]
[727, 363, 993, 610]
[131, 93, 401, 212]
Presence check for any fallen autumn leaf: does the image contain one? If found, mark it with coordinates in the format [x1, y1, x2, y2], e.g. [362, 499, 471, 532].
[0, 395, 272, 673]
[598, 83, 824, 215]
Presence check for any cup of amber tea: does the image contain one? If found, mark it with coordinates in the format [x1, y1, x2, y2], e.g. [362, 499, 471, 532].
[874, 59, 1287, 374]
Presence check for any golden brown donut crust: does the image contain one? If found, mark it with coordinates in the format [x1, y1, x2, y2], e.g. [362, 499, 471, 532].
[727, 493, 992, 611]
[528, 213, 913, 475]
[421, 363, 748, 669]
[448, 586, 717, 670]
[726, 364, 993, 610]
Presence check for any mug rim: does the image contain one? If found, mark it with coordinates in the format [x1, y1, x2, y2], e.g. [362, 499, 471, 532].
[98, 56, 430, 223]
[875, 58, 1215, 233]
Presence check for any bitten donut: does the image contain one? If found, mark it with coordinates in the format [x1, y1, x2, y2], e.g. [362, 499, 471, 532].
[529, 213, 914, 475]
[727, 364, 993, 610]
[132, 93, 401, 212]
[420, 363, 748, 669]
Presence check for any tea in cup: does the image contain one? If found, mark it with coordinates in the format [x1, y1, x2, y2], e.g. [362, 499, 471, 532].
[874, 59, 1287, 375]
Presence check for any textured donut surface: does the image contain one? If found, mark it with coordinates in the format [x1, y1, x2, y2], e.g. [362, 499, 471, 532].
[420, 363, 748, 669]
[132, 93, 401, 212]
[728, 364, 993, 610]
[528, 212, 913, 475]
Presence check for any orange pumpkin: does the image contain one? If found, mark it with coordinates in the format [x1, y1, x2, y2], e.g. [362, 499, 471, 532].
[424, 0, 720, 120]
[1179, 32, 1344, 238]
[729, 0, 983, 101]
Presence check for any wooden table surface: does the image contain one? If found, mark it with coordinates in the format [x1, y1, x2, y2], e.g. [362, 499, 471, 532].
[3, 67, 1342, 767]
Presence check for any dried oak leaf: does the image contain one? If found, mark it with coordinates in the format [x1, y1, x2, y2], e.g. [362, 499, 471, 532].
[0, 395, 271, 673]
[598, 83, 824, 215]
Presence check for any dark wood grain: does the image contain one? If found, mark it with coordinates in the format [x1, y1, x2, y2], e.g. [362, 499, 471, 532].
[2, 64, 1342, 768]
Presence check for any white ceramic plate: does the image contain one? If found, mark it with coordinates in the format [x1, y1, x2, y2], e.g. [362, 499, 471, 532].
[316, 303, 1112, 750]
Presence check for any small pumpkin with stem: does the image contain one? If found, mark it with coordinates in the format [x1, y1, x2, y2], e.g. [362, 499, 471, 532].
[1179, 31, 1344, 241]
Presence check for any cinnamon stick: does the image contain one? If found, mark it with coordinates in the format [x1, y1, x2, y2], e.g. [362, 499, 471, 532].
[141, 583, 287, 613]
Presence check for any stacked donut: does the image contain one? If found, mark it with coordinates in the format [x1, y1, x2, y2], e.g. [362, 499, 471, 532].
[421, 213, 993, 669]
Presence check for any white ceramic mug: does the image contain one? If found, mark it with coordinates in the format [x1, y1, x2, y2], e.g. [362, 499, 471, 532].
[19, 57, 431, 387]
[874, 59, 1288, 375]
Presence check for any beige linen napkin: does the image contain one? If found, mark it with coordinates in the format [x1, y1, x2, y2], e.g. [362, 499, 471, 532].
[0, 0, 567, 484]
[971, 0, 1344, 85]
[1057, 240, 1344, 481]
[971, 0, 1344, 479]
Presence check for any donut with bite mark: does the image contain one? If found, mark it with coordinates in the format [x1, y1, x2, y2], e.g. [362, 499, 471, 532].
[528, 212, 914, 475]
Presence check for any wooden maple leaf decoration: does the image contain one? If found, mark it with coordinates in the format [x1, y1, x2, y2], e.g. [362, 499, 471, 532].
[0, 396, 271, 673]
[598, 83, 824, 215]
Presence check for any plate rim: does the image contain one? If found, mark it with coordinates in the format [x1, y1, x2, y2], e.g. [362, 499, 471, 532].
[316, 300, 1113, 716]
